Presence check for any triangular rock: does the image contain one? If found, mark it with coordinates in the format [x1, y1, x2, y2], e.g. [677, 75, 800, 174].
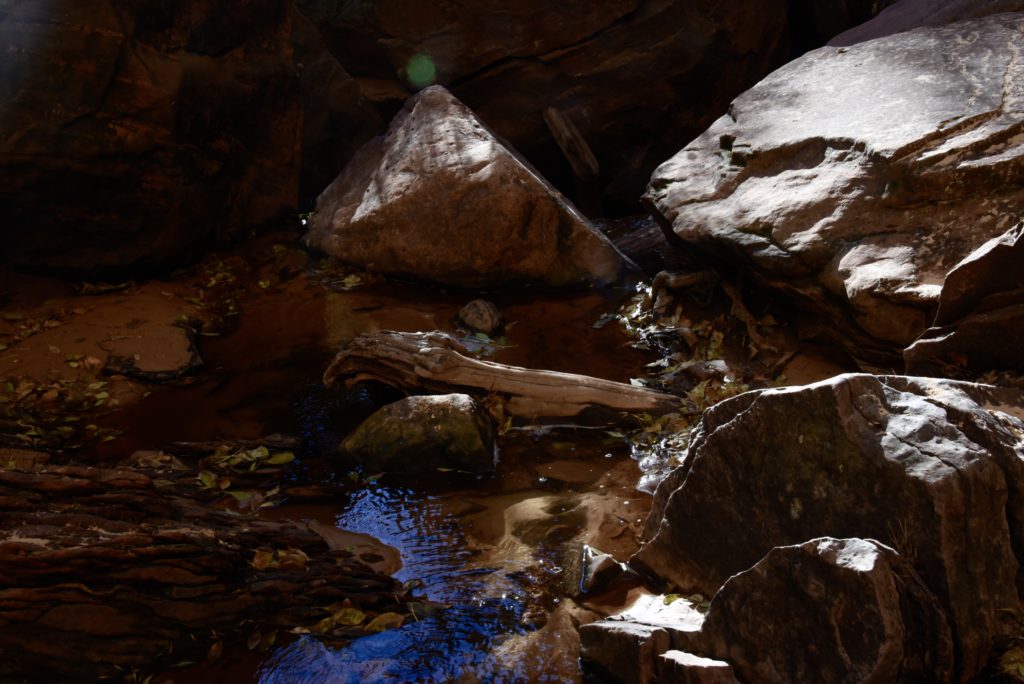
[305, 85, 625, 288]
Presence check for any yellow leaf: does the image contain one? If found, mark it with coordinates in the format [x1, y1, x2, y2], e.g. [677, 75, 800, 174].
[266, 451, 295, 465]
[312, 616, 336, 634]
[198, 470, 218, 490]
[252, 549, 275, 570]
[365, 612, 405, 633]
[276, 548, 309, 570]
[333, 607, 366, 626]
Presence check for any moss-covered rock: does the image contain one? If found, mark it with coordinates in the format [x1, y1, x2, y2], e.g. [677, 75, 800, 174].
[339, 393, 495, 474]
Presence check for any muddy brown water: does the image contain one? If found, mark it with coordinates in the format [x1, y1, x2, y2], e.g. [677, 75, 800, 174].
[57, 252, 658, 683]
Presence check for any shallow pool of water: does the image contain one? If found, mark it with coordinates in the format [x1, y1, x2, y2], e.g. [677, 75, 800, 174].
[122, 258, 656, 683]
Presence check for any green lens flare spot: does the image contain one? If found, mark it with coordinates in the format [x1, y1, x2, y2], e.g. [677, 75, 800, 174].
[406, 54, 437, 88]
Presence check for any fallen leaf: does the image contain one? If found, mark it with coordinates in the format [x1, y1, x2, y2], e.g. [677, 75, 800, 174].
[333, 607, 366, 626]
[365, 612, 405, 633]
[266, 451, 295, 465]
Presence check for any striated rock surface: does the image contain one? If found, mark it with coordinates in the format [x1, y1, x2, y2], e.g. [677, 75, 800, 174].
[645, 14, 1024, 354]
[339, 393, 496, 474]
[905, 221, 1024, 373]
[306, 86, 626, 288]
[0, 1, 379, 274]
[296, 0, 792, 211]
[830, 0, 1024, 45]
[633, 373, 1024, 680]
[701, 538, 954, 683]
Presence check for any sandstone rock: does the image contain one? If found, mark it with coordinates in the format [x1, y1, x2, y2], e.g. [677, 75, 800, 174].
[645, 14, 1024, 354]
[339, 393, 496, 474]
[657, 650, 739, 684]
[306, 86, 626, 288]
[580, 621, 668, 684]
[905, 221, 1024, 373]
[830, 0, 1024, 45]
[0, 1, 378, 274]
[633, 374, 1024, 680]
[700, 538, 954, 683]
[457, 299, 503, 337]
[296, 0, 792, 212]
[575, 544, 638, 597]
[291, 10, 383, 202]
[581, 593, 707, 683]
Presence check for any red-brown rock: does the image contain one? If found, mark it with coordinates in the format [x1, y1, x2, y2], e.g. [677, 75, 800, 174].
[296, 0, 793, 213]
[645, 14, 1024, 357]
[306, 86, 627, 288]
[0, 1, 380, 274]
[905, 221, 1024, 373]
[700, 538, 954, 683]
[633, 374, 1024, 680]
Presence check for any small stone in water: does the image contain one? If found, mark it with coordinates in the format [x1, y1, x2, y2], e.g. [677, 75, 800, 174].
[457, 299, 503, 336]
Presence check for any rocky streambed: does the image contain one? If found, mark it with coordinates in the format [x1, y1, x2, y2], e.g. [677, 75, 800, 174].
[3, 1, 1024, 682]
[0, 218, 853, 682]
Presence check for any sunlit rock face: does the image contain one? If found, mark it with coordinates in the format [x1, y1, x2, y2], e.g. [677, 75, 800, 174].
[645, 14, 1024, 355]
[306, 86, 626, 288]
[0, 0, 379, 274]
[634, 373, 1024, 681]
[295, 0, 792, 213]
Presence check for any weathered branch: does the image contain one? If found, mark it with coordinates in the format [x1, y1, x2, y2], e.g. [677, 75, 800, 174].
[323, 331, 680, 421]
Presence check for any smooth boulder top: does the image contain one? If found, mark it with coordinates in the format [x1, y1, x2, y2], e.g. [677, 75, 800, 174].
[305, 85, 627, 289]
[645, 13, 1024, 348]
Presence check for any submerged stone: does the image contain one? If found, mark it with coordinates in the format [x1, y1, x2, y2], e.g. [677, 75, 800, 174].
[339, 393, 496, 474]
[457, 299, 504, 337]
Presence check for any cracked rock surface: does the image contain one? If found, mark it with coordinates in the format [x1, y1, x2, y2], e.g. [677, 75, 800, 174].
[633, 373, 1024, 680]
[645, 14, 1024, 355]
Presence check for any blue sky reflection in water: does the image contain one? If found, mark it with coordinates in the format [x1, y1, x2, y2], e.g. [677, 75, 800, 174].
[258, 486, 529, 683]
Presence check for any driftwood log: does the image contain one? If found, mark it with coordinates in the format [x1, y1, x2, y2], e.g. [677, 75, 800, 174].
[323, 331, 680, 421]
[0, 448, 413, 681]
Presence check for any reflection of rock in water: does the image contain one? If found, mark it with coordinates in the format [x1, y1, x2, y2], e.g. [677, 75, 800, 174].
[261, 486, 528, 683]
[289, 382, 403, 458]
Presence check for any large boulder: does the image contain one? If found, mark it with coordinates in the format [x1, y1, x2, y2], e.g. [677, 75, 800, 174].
[295, 0, 793, 212]
[700, 538, 954, 683]
[830, 0, 1024, 45]
[0, 0, 379, 274]
[305, 85, 627, 288]
[905, 221, 1024, 373]
[633, 374, 1024, 680]
[338, 393, 496, 474]
[644, 14, 1024, 354]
